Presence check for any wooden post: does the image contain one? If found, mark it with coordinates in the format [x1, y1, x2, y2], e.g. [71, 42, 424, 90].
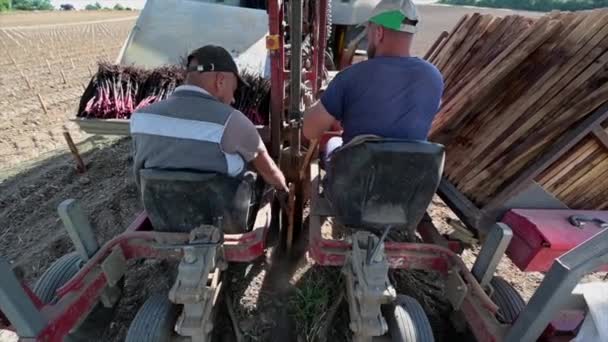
[20, 71, 32, 89]
[592, 125, 608, 150]
[424, 31, 449, 61]
[37, 94, 48, 114]
[70, 58, 76, 69]
[483, 103, 608, 212]
[299, 139, 318, 181]
[46, 59, 52, 74]
[63, 132, 86, 173]
[60, 70, 67, 84]
[286, 183, 296, 254]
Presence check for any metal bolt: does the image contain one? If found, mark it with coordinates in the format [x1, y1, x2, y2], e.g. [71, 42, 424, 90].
[184, 249, 197, 263]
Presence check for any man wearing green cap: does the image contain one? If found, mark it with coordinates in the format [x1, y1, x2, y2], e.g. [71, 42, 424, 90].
[303, 0, 444, 155]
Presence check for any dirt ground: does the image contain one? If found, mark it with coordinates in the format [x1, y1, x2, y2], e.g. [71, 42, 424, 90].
[0, 14, 134, 170]
[0, 6, 604, 342]
[0, 10, 138, 27]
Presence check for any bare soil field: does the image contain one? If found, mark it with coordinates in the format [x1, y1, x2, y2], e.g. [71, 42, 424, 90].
[0, 14, 134, 170]
[0, 6, 603, 342]
[0, 10, 137, 27]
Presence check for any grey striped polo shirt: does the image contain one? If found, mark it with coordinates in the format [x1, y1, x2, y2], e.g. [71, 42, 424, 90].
[130, 85, 264, 186]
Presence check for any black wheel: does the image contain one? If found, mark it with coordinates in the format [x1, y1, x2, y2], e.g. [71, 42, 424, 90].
[34, 252, 83, 303]
[126, 293, 179, 342]
[385, 295, 434, 342]
[33, 252, 122, 341]
[490, 276, 525, 324]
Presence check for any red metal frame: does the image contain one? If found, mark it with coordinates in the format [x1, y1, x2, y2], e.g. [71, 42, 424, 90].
[267, 0, 328, 156]
[308, 145, 510, 341]
[307, 154, 588, 341]
[9, 209, 270, 342]
[503, 209, 608, 272]
[268, 0, 285, 158]
[309, 215, 508, 342]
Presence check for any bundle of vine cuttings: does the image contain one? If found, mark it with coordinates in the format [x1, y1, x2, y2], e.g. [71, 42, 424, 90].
[77, 63, 185, 119]
[77, 63, 271, 125]
[136, 66, 185, 109]
[234, 70, 271, 125]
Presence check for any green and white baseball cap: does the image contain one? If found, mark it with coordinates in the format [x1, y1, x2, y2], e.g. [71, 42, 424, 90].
[368, 0, 419, 33]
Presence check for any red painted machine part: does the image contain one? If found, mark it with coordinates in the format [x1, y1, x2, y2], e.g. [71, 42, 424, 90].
[503, 209, 608, 272]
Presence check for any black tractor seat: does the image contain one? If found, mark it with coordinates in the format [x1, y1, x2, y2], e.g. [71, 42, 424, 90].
[139, 169, 259, 234]
[324, 137, 445, 234]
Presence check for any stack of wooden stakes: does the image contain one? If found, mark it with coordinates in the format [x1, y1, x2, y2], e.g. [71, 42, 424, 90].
[426, 10, 608, 209]
[537, 134, 608, 209]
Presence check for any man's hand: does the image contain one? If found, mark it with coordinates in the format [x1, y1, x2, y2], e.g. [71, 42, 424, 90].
[274, 170, 289, 193]
[303, 101, 337, 140]
[251, 149, 289, 192]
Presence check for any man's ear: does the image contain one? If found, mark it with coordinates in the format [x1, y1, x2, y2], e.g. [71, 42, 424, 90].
[377, 26, 385, 42]
[214, 72, 224, 89]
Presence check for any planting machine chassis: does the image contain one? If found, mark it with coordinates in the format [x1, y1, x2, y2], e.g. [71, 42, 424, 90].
[1, 1, 607, 341]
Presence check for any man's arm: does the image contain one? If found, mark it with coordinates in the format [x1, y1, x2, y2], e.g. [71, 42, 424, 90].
[303, 72, 345, 140]
[222, 111, 288, 192]
[251, 149, 288, 192]
[303, 101, 337, 140]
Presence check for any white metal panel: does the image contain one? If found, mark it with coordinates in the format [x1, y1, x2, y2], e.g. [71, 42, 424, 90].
[331, 0, 381, 25]
[119, 0, 268, 73]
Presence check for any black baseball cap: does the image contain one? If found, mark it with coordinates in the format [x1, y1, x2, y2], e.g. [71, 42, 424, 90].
[187, 45, 249, 87]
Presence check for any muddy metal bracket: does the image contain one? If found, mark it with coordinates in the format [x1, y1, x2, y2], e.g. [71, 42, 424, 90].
[58, 199, 123, 308]
[343, 230, 396, 341]
[99, 247, 127, 307]
[446, 268, 468, 310]
[169, 226, 225, 342]
[471, 223, 513, 289]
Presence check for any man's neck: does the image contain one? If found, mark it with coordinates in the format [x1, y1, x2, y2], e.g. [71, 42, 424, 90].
[179, 84, 212, 96]
[376, 38, 413, 58]
[376, 51, 412, 58]
[376, 53, 412, 58]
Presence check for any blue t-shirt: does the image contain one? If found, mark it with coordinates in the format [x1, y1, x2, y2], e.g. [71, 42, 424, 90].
[320, 57, 444, 143]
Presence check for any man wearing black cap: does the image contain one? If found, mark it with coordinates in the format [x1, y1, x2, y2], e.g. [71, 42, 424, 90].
[130, 45, 288, 192]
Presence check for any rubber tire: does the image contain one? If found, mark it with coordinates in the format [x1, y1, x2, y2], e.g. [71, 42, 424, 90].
[125, 293, 178, 342]
[33, 252, 121, 341]
[490, 276, 525, 324]
[33, 252, 83, 303]
[386, 295, 435, 342]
